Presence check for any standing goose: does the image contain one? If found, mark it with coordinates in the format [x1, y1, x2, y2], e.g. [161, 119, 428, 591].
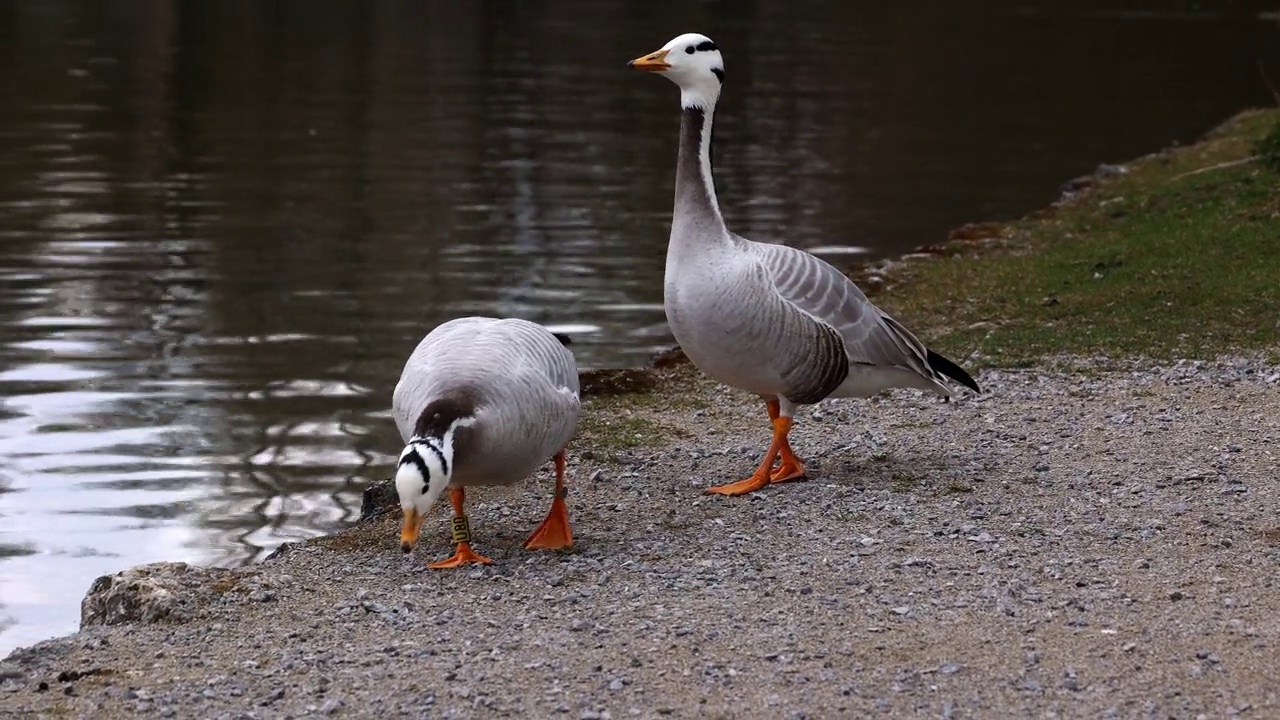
[393, 317, 580, 568]
[628, 33, 980, 496]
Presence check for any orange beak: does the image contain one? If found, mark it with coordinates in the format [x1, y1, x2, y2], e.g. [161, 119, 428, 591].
[628, 48, 671, 72]
[400, 507, 424, 553]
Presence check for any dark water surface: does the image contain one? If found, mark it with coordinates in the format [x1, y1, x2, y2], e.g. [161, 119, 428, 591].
[1, 0, 1277, 654]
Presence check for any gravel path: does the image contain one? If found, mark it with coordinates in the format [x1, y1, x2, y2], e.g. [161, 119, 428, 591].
[2, 356, 1279, 718]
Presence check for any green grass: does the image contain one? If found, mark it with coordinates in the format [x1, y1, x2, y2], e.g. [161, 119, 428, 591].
[875, 108, 1280, 368]
[573, 364, 707, 460]
[1256, 115, 1280, 172]
[890, 470, 921, 493]
[576, 412, 691, 460]
[579, 414, 676, 449]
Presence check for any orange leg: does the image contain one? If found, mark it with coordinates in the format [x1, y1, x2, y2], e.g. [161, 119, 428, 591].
[765, 399, 807, 484]
[525, 450, 574, 550]
[708, 410, 797, 496]
[428, 487, 493, 569]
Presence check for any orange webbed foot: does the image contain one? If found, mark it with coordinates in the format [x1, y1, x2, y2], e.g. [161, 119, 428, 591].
[707, 471, 770, 496]
[525, 497, 574, 550]
[427, 542, 493, 569]
[769, 458, 807, 484]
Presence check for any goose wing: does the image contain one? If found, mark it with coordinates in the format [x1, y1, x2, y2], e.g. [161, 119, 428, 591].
[749, 239, 946, 389]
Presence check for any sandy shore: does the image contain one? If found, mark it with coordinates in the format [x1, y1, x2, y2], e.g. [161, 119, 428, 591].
[2, 354, 1278, 718]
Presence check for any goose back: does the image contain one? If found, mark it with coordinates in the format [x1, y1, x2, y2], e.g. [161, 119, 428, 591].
[392, 317, 579, 486]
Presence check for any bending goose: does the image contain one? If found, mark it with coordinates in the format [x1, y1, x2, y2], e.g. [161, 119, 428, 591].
[628, 33, 980, 496]
[393, 317, 580, 567]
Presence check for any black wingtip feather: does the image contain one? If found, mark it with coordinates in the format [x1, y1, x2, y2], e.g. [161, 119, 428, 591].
[926, 349, 981, 394]
[553, 332, 572, 347]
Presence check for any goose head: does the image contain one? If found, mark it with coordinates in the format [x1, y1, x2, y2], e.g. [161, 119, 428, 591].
[628, 33, 724, 110]
[395, 399, 477, 553]
[395, 437, 452, 553]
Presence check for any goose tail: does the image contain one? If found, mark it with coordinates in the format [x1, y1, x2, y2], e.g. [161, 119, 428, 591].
[926, 349, 981, 394]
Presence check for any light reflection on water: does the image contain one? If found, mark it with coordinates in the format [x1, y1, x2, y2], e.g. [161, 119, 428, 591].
[0, 0, 1277, 655]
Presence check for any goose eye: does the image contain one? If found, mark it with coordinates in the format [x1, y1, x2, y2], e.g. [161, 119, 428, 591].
[685, 46, 695, 55]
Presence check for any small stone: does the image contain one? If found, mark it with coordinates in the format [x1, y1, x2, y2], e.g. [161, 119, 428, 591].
[261, 687, 285, 705]
[321, 698, 343, 715]
[609, 678, 625, 691]
[891, 606, 911, 616]
[938, 662, 962, 675]
[1170, 591, 1186, 601]
[1062, 666, 1081, 691]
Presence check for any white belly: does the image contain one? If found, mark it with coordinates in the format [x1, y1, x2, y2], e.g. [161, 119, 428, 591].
[664, 276, 785, 398]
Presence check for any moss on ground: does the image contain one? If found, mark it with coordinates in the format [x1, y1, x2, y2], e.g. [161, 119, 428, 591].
[574, 363, 705, 460]
[1256, 115, 1280, 172]
[872, 108, 1280, 368]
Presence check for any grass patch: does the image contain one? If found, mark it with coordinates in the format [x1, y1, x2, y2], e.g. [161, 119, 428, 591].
[1256, 116, 1280, 172]
[577, 413, 690, 456]
[875, 108, 1280, 367]
[890, 471, 921, 493]
[576, 366, 705, 460]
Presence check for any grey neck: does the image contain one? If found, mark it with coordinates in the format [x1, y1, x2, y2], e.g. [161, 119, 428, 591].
[673, 105, 728, 240]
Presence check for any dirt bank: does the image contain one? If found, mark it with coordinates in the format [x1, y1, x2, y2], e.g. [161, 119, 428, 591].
[2, 356, 1278, 718]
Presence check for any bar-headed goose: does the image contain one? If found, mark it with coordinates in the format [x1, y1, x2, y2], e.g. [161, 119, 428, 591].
[393, 317, 580, 567]
[628, 33, 980, 496]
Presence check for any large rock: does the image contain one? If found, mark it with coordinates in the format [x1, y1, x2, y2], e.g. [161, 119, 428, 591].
[360, 478, 397, 521]
[80, 562, 236, 628]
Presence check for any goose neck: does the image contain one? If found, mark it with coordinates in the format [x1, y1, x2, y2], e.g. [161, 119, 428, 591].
[673, 103, 728, 241]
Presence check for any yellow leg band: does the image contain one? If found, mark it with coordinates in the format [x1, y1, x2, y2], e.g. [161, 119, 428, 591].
[450, 515, 472, 544]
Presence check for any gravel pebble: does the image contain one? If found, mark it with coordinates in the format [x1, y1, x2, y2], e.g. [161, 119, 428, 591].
[1, 356, 1279, 718]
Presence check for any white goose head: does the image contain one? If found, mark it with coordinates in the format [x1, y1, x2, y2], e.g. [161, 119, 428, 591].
[628, 33, 725, 111]
[395, 397, 477, 553]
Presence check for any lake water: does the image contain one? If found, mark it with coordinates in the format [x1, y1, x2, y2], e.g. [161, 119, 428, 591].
[1, 0, 1278, 656]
